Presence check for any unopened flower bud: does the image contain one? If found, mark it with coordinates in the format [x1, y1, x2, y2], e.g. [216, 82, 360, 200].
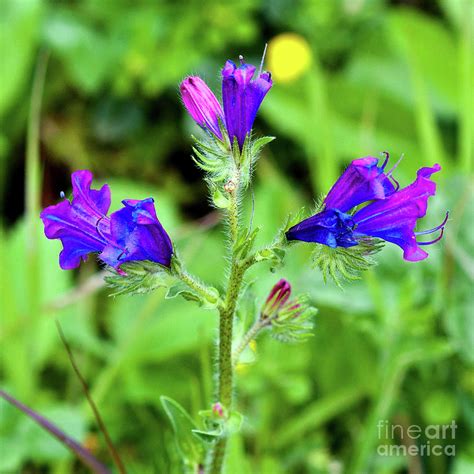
[262, 279, 291, 319]
[212, 402, 224, 418]
[180, 76, 224, 140]
[224, 179, 237, 193]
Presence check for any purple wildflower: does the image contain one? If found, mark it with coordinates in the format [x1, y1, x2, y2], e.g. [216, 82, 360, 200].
[40, 170, 173, 270]
[286, 156, 447, 262]
[221, 60, 273, 148]
[179, 57, 272, 149]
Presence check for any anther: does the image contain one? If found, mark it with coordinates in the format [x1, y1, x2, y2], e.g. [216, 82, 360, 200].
[238, 54, 244, 64]
[60, 191, 65, 199]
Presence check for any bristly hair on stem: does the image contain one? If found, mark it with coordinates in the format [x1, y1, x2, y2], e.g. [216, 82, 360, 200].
[56, 322, 127, 474]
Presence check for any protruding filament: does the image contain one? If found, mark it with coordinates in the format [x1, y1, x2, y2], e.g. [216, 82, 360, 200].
[416, 211, 449, 246]
[259, 43, 268, 75]
[415, 211, 449, 236]
[380, 151, 390, 170]
[95, 216, 109, 241]
[417, 228, 445, 246]
[386, 153, 404, 177]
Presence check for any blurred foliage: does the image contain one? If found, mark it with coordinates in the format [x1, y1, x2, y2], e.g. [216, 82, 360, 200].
[0, 0, 473, 473]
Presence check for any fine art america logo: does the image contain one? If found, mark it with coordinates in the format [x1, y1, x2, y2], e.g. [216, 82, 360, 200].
[377, 420, 457, 457]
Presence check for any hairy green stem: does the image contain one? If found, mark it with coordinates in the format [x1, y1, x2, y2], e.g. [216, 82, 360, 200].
[232, 318, 268, 367]
[209, 172, 244, 474]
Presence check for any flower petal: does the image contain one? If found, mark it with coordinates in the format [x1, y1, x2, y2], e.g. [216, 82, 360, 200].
[286, 209, 358, 248]
[101, 198, 173, 268]
[40, 170, 111, 270]
[324, 156, 396, 212]
[353, 164, 441, 261]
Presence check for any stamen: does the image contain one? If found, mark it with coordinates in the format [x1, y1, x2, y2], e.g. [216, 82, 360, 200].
[386, 153, 404, 177]
[117, 249, 128, 261]
[238, 54, 244, 65]
[95, 216, 108, 241]
[415, 211, 449, 236]
[60, 191, 65, 199]
[417, 227, 445, 246]
[259, 43, 268, 75]
[380, 151, 390, 170]
[389, 175, 400, 192]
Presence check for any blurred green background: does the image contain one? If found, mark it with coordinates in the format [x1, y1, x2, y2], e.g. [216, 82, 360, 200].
[0, 0, 473, 473]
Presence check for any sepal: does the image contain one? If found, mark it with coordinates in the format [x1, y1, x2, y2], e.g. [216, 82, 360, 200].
[270, 295, 317, 343]
[235, 135, 275, 188]
[191, 134, 233, 184]
[311, 237, 384, 287]
[105, 260, 174, 296]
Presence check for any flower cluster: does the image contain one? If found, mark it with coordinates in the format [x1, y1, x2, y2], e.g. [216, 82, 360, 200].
[180, 58, 272, 149]
[286, 155, 447, 261]
[40, 170, 173, 270]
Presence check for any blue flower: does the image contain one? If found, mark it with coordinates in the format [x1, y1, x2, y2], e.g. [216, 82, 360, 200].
[40, 170, 173, 270]
[221, 60, 272, 149]
[286, 156, 447, 262]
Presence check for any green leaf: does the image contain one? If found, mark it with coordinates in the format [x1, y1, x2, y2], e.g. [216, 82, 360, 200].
[165, 281, 220, 309]
[160, 396, 203, 468]
[227, 411, 244, 434]
[211, 184, 230, 209]
[235, 227, 260, 259]
[191, 429, 221, 444]
[255, 247, 286, 267]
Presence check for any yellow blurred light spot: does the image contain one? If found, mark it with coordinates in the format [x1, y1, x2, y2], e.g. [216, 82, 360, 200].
[236, 363, 249, 375]
[267, 33, 312, 83]
[249, 339, 257, 352]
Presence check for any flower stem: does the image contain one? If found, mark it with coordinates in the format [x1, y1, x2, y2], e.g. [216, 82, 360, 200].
[209, 170, 244, 474]
[232, 319, 268, 367]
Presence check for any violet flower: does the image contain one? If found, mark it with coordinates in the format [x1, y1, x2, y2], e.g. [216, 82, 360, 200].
[40, 170, 173, 270]
[221, 60, 273, 148]
[180, 57, 272, 149]
[286, 156, 448, 261]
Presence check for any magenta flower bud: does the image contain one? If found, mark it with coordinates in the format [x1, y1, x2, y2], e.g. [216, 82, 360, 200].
[180, 76, 224, 140]
[262, 279, 292, 319]
[212, 402, 224, 418]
